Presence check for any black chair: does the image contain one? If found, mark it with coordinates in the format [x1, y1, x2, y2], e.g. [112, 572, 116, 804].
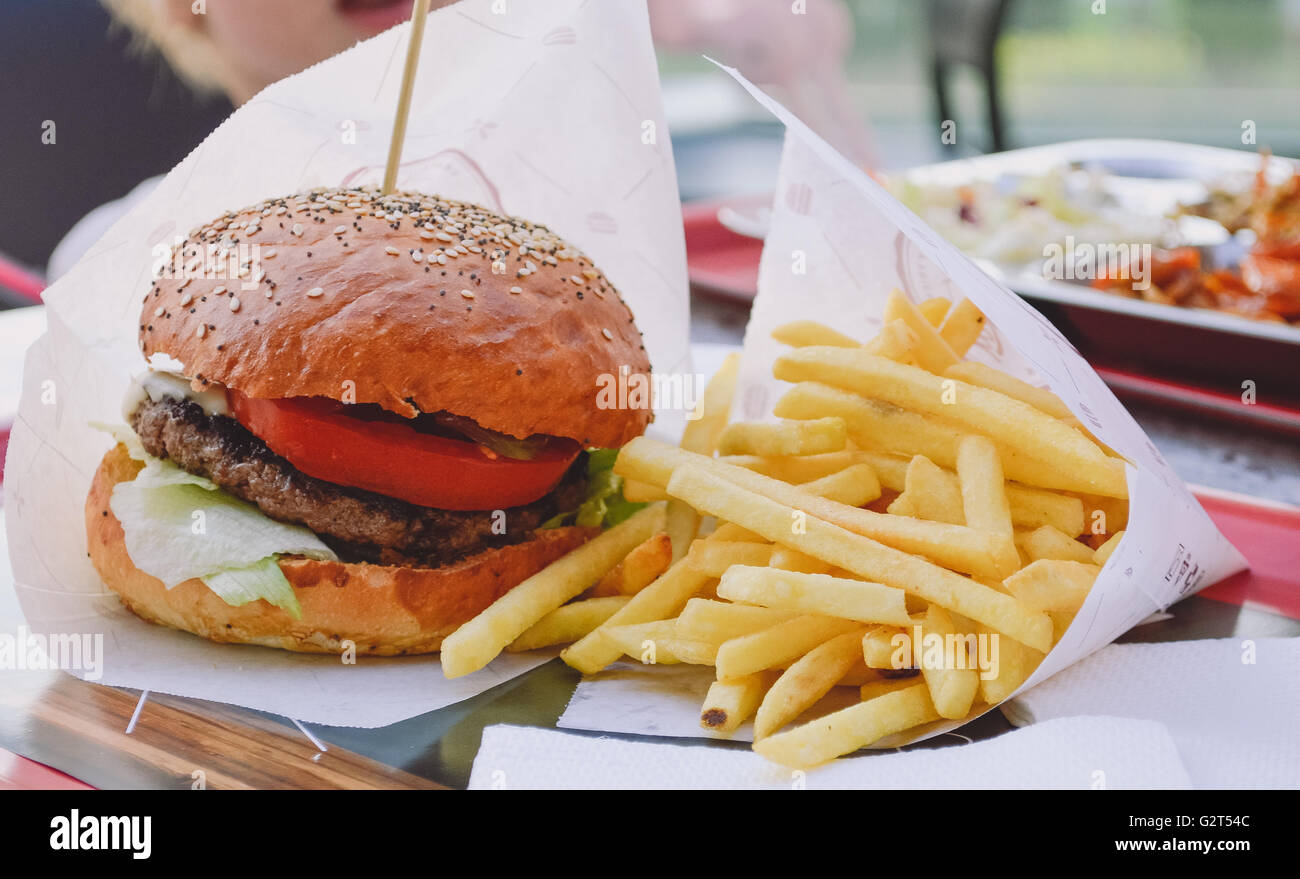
[926, 0, 1013, 154]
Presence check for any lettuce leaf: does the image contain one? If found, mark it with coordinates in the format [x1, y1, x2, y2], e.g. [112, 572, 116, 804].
[95, 423, 335, 618]
[203, 558, 305, 619]
[542, 448, 647, 530]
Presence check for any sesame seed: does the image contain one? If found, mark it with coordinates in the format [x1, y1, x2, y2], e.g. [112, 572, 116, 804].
[509, 286, 522, 294]
[154, 306, 164, 317]
[213, 285, 226, 296]
[307, 287, 324, 298]
[292, 223, 304, 236]
[601, 328, 613, 340]
[570, 276, 583, 285]
[460, 289, 475, 299]
[385, 246, 400, 256]
[179, 293, 193, 307]
[263, 248, 277, 259]
[420, 230, 436, 240]
[436, 231, 454, 243]
[197, 324, 207, 339]
[229, 297, 241, 312]
[334, 225, 347, 235]
[412, 251, 424, 263]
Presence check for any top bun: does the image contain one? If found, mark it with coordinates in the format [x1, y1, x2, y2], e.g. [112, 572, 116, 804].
[140, 187, 652, 448]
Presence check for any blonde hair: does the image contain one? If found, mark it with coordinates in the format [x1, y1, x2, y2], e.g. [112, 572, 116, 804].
[100, 0, 228, 94]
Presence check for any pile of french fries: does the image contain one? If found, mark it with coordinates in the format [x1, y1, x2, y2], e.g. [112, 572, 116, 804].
[441, 291, 1129, 770]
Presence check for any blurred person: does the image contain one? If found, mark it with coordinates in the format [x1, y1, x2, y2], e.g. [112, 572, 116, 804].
[648, 0, 877, 169]
[50, 0, 447, 278]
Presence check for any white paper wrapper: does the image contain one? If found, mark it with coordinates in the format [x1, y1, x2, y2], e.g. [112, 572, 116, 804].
[1, 0, 688, 727]
[560, 64, 1249, 745]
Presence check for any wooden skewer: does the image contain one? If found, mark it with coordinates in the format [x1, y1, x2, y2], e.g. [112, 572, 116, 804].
[382, 0, 431, 195]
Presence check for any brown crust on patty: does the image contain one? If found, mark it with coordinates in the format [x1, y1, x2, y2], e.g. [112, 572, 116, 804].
[138, 188, 652, 448]
[87, 444, 598, 655]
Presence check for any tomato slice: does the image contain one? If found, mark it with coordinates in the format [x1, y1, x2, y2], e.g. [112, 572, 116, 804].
[227, 391, 580, 511]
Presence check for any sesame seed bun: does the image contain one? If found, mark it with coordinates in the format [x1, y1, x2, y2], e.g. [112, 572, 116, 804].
[86, 444, 599, 655]
[140, 187, 652, 448]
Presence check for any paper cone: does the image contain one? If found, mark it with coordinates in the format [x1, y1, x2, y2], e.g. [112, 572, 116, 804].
[718, 62, 1248, 739]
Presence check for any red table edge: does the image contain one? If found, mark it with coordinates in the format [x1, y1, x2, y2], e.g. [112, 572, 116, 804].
[0, 746, 94, 791]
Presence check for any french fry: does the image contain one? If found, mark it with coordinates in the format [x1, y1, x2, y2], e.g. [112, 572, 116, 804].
[1078, 494, 1130, 535]
[973, 621, 1044, 705]
[685, 540, 773, 577]
[1016, 525, 1097, 564]
[859, 676, 921, 701]
[1002, 559, 1101, 613]
[772, 350, 1128, 497]
[883, 289, 960, 373]
[675, 598, 797, 643]
[870, 447, 1084, 536]
[862, 318, 918, 363]
[618, 437, 1016, 580]
[1049, 610, 1076, 642]
[681, 351, 740, 456]
[862, 625, 908, 669]
[1007, 486, 1086, 536]
[599, 620, 717, 666]
[956, 435, 1019, 576]
[709, 521, 765, 542]
[665, 499, 700, 564]
[716, 417, 848, 457]
[771, 320, 861, 349]
[840, 658, 882, 687]
[717, 450, 872, 485]
[700, 673, 772, 733]
[888, 455, 964, 524]
[621, 479, 669, 503]
[917, 297, 952, 327]
[796, 463, 882, 507]
[1093, 530, 1126, 566]
[716, 566, 912, 626]
[937, 297, 986, 356]
[754, 628, 868, 739]
[753, 681, 940, 768]
[441, 503, 666, 678]
[507, 596, 630, 652]
[768, 545, 833, 574]
[957, 436, 1013, 538]
[589, 532, 673, 597]
[561, 559, 714, 675]
[715, 615, 861, 680]
[664, 463, 1054, 652]
[774, 382, 1102, 497]
[944, 361, 1074, 421]
[915, 605, 980, 720]
[671, 352, 742, 564]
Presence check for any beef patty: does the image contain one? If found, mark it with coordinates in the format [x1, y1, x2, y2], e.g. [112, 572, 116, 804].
[129, 396, 587, 568]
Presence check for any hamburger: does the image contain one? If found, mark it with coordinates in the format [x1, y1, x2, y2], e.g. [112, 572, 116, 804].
[86, 186, 652, 656]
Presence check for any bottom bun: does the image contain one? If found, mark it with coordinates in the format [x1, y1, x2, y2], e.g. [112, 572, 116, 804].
[85, 444, 597, 655]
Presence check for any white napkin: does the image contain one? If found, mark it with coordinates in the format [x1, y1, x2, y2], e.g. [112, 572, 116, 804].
[468, 716, 1191, 789]
[1006, 637, 1300, 789]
